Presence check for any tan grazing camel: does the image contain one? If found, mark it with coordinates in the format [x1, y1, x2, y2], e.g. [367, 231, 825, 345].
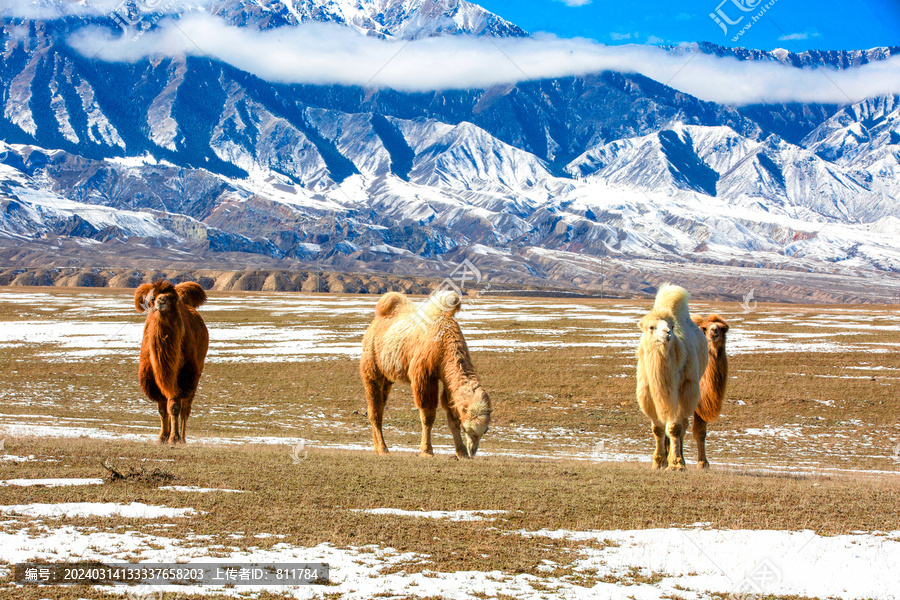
[135, 280, 209, 446]
[692, 314, 729, 469]
[360, 291, 492, 458]
[636, 284, 708, 471]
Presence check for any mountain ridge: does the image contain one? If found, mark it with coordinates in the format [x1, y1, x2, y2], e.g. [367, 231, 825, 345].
[1, 2, 899, 301]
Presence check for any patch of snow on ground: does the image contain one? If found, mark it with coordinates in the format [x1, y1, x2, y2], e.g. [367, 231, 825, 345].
[0, 523, 896, 599]
[159, 486, 247, 493]
[351, 508, 507, 521]
[521, 527, 900, 600]
[0, 478, 103, 487]
[0, 503, 197, 519]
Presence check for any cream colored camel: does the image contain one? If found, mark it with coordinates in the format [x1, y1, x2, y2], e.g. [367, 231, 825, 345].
[636, 284, 708, 471]
[360, 291, 491, 458]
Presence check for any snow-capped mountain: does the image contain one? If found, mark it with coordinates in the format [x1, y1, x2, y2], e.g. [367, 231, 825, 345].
[1, 3, 900, 300]
[5, 0, 526, 39]
[674, 42, 900, 69]
[215, 0, 528, 38]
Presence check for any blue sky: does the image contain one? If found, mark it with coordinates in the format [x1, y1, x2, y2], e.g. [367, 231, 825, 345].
[478, 0, 900, 51]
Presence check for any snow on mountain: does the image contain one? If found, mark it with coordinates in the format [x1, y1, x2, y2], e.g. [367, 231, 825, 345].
[397, 119, 554, 192]
[686, 42, 900, 69]
[804, 96, 900, 162]
[9, 0, 525, 39]
[194, 0, 528, 39]
[0, 157, 174, 241]
[568, 123, 889, 223]
[238, 0, 530, 39]
[567, 126, 721, 196]
[803, 95, 900, 217]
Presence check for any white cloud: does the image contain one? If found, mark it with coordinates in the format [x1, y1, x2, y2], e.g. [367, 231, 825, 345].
[779, 32, 821, 41]
[556, 0, 593, 6]
[63, 15, 900, 106]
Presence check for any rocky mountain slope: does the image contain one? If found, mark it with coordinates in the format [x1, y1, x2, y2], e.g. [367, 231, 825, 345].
[1, 1, 899, 301]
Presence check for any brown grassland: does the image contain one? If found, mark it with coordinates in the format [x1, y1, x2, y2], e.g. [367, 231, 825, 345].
[0, 287, 898, 599]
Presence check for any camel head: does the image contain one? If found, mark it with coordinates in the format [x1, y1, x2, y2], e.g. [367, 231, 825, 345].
[135, 280, 180, 316]
[640, 310, 676, 349]
[695, 314, 729, 350]
[455, 385, 492, 457]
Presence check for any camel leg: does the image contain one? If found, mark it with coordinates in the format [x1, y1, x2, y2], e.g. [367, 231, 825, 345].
[666, 421, 686, 471]
[174, 365, 199, 446]
[157, 400, 170, 444]
[166, 397, 182, 446]
[651, 423, 667, 469]
[418, 407, 437, 456]
[364, 377, 391, 455]
[179, 397, 193, 445]
[413, 378, 439, 457]
[442, 387, 469, 458]
[679, 417, 689, 461]
[694, 414, 709, 469]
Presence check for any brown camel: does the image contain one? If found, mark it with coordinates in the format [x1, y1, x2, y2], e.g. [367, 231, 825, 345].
[692, 314, 729, 469]
[135, 280, 209, 445]
[360, 291, 491, 458]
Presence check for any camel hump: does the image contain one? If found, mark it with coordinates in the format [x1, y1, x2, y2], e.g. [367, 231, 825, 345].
[135, 283, 153, 312]
[653, 284, 690, 319]
[706, 313, 728, 326]
[176, 282, 207, 308]
[422, 290, 462, 320]
[375, 292, 411, 318]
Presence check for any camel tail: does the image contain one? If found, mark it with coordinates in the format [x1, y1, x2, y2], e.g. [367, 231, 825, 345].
[654, 284, 691, 321]
[176, 282, 207, 309]
[375, 292, 411, 318]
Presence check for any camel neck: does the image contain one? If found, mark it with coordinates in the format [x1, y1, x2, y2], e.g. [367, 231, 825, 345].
[438, 324, 479, 391]
[151, 308, 185, 341]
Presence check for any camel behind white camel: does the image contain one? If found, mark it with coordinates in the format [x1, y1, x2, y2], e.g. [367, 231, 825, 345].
[360, 291, 491, 458]
[636, 284, 708, 470]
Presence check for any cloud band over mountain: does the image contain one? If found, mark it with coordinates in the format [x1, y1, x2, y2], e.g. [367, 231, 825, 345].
[62, 14, 900, 106]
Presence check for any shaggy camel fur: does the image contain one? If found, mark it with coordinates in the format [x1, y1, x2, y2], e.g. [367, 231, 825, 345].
[636, 284, 708, 470]
[691, 314, 729, 469]
[360, 291, 492, 458]
[135, 280, 209, 445]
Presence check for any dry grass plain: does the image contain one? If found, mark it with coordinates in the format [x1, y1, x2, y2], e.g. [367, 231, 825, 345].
[0, 287, 898, 600]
